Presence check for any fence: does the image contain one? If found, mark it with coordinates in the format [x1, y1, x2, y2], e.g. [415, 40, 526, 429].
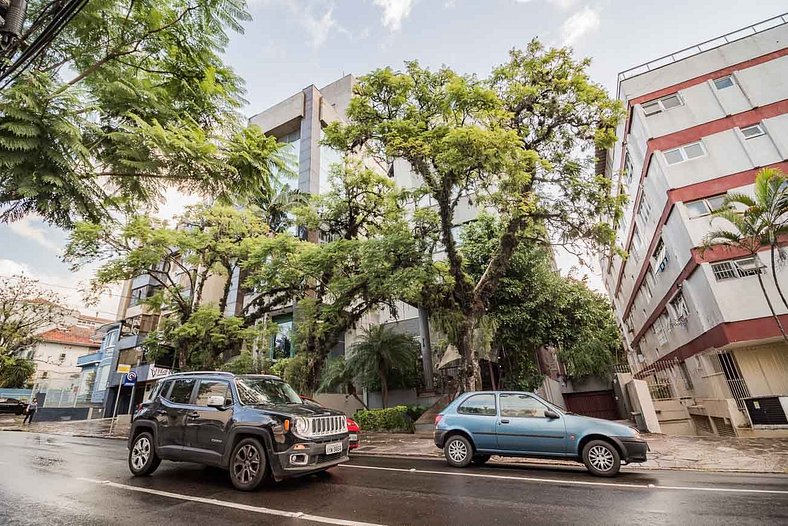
[32, 378, 92, 408]
[634, 357, 683, 401]
[707, 351, 751, 410]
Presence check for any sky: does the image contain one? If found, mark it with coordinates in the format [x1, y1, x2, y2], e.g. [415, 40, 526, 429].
[1, 0, 786, 316]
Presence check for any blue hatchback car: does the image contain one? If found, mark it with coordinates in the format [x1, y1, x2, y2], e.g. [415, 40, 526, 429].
[434, 391, 647, 476]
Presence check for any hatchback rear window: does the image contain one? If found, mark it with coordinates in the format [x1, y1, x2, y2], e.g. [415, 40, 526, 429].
[457, 394, 497, 416]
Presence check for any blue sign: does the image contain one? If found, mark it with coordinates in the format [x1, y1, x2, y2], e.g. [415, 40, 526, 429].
[123, 371, 137, 387]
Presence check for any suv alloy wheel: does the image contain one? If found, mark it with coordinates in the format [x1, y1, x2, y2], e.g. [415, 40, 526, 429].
[582, 439, 621, 477]
[443, 435, 473, 468]
[129, 431, 161, 476]
[230, 437, 268, 491]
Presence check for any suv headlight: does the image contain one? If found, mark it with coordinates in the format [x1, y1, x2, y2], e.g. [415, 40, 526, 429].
[294, 416, 310, 437]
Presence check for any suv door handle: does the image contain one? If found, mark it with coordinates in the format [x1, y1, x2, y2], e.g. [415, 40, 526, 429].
[187, 411, 200, 419]
[500, 419, 510, 424]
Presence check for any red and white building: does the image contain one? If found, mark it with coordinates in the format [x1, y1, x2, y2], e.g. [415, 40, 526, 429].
[602, 15, 788, 436]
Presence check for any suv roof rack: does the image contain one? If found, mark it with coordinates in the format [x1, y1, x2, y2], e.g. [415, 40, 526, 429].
[167, 371, 236, 377]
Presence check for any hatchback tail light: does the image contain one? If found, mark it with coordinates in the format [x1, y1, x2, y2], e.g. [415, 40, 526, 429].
[434, 414, 443, 426]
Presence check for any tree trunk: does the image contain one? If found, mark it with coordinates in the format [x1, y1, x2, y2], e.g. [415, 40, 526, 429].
[380, 370, 389, 409]
[770, 245, 788, 310]
[456, 316, 482, 392]
[756, 270, 788, 344]
[218, 262, 235, 316]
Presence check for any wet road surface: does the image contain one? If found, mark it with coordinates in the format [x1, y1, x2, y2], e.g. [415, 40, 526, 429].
[0, 431, 787, 525]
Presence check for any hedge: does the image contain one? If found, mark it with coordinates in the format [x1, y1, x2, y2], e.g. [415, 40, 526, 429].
[353, 405, 413, 433]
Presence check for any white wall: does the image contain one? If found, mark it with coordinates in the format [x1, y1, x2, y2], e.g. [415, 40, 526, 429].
[31, 342, 95, 381]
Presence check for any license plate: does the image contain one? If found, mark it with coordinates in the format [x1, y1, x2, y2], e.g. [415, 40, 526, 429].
[348, 434, 358, 442]
[325, 442, 343, 455]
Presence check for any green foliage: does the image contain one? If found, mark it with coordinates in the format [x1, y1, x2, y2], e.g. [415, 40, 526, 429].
[0, 0, 288, 227]
[460, 216, 620, 386]
[323, 42, 624, 388]
[404, 404, 428, 422]
[353, 406, 413, 433]
[269, 354, 311, 394]
[0, 356, 36, 388]
[220, 350, 268, 375]
[346, 325, 420, 408]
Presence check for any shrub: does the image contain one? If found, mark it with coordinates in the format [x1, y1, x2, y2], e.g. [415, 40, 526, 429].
[353, 405, 413, 433]
[405, 404, 428, 422]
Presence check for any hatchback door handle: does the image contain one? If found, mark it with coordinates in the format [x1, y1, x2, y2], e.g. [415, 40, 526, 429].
[500, 419, 510, 424]
[187, 412, 200, 419]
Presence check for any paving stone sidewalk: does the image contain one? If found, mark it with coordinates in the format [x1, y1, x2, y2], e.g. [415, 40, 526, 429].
[354, 432, 788, 474]
[3, 414, 787, 473]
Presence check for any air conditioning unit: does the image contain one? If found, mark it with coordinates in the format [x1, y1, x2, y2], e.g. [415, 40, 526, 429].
[743, 396, 788, 426]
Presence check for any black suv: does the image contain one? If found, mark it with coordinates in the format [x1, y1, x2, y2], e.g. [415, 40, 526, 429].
[127, 372, 350, 491]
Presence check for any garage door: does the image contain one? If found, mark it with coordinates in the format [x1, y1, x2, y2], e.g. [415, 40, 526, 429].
[563, 390, 619, 420]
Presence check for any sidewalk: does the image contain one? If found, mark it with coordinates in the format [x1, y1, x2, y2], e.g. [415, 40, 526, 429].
[354, 432, 788, 474]
[3, 414, 787, 474]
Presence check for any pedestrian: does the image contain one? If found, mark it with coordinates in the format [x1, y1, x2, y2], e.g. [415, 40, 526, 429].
[22, 398, 38, 425]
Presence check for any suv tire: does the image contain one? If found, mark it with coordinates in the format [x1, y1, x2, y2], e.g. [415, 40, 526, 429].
[129, 431, 161, 476]
[582, 439, 621, 477]
[230, 437, 267, 491]
[444, 435, 473, 468]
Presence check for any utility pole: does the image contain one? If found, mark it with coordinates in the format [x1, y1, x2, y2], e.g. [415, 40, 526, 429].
[418, 307, 434, 391]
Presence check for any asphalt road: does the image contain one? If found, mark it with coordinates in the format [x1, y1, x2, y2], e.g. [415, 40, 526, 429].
[0, 432, 787, 525]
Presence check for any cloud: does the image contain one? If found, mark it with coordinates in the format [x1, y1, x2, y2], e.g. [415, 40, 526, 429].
[373, 0, 415, 31]
[514, 0, 579, 9]
[560, 6, 600, 46]
[8, 217, 63, 253]
[299, 3, 338, 48]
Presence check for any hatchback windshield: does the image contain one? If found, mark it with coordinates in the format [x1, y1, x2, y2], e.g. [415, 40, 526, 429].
[235, 377, 302, 405]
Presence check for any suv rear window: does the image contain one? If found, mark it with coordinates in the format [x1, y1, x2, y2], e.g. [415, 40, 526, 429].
[168, 379, 196, 404]
[457, 394, 497, 416]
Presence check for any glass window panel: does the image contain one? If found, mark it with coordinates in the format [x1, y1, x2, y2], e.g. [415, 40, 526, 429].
[499, 393, 549, 418]
[664, 149, 684, 164]
[660, 95, 682, 109]
[686, 200, 711, 218]
[740, 124, 765, 139]
[642, 101, 662, 116]
[168, 379, 196, 404]
[706, 195, 727, 212]
[457, 394, 497, 416]
[195, 380, 230, 406]
[683, 143, 705, 159]
[713, 76, 734, 90]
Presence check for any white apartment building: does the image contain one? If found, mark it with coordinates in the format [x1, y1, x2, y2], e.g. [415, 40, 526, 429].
[602, 15, 788, 436]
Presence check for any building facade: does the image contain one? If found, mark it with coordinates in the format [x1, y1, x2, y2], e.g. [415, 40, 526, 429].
[602, 15, 788, 436]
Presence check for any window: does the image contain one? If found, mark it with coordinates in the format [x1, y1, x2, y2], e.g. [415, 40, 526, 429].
[740, 123, 765, 139]
[270, 314, 293, 361]
[641, 93, 683, 116]
[235, 377, 302, 406]
[499, 393, 549, 418]
[625, 316, 634, 334]
[58, 353, 66, 363]
[679, 361, 694, 390]
[623, 154, 634, 184]
[663, 141, 706, 165]
[155, 380, 172, 400]
[652, 238, 669, 273]
[641, 272, 653, 302]
[457, 394, 497, 416]
[631, 225, 642, 254]
[195, 380, 231, 407]
[686, 194, 727, 218]
[713, 76, 735, 90]
[669, 292, 689, 322]
[636, 195, 652, 225]
[168, 379, 196, 404]
[41, 371, 48, 379]
[655, 311, 670, 344]
[711, 257, 763, 280]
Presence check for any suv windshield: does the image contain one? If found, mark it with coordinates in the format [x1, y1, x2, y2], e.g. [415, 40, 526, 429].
[235, 377, 302, 406]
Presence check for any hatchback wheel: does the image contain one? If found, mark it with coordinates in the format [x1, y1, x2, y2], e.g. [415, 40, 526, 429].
[472, 454, 491, 465]
[444, 435, 473, 468]
[128, 431, 161, 476]
[230, 437, 267, 491]
[582, 439, 621, 477]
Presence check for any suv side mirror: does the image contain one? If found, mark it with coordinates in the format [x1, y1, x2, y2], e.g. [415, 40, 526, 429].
[544, 409, 560, 419]
[207, 395, 227, 409]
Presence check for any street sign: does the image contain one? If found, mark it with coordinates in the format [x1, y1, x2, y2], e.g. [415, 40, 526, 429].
[123, 371, 137, 387]
[116, 364, 131, 374]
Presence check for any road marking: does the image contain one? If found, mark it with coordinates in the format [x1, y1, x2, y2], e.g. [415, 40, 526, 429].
[340, 464, 788, 495]
[76, 477, 384, 526]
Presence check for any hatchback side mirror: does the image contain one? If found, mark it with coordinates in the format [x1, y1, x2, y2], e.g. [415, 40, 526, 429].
[207, 395, 227, 409]
[544, 409, 560, 419]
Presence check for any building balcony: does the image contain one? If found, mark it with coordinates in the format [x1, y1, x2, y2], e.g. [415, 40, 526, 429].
[117, 333, 146, 351]
[76, 352, 102, 367]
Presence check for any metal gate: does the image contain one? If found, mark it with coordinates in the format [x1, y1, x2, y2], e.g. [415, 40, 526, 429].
[563, 390, 620, 420]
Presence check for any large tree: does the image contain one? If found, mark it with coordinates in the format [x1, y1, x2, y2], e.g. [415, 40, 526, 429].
[241, 160, 434, 392]
[64, 204, 272, 368]
[0, 276, 71, 386]
[324, 42, 624, 389]
[0, 0, 286, 227]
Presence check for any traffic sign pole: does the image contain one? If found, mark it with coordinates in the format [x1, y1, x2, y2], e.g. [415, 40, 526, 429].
[127, 357, 141, 414]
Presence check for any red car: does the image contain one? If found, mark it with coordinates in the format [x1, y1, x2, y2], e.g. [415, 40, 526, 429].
[300, 395, 360, 449]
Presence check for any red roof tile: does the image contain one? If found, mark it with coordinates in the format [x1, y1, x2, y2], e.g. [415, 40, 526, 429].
[39, 326, 101, 347]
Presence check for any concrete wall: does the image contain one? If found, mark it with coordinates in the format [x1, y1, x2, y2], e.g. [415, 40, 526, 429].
[34, 407, 91, 422]
[626, 379, 662, 433]
[653, 399, 695, 435]
[364, 389, 441, 410]
[536, 377, 566, 410]
[313, 393, 366, 417]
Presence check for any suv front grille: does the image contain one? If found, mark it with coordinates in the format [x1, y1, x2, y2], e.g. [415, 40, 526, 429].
[309, 415, 347, 438]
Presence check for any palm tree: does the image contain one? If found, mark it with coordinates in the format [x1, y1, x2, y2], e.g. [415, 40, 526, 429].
[317, 357, 368, 410]
[251, 185, 309, 233]
[703, 168, 788, 344]
[346, 325, 419, 408]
